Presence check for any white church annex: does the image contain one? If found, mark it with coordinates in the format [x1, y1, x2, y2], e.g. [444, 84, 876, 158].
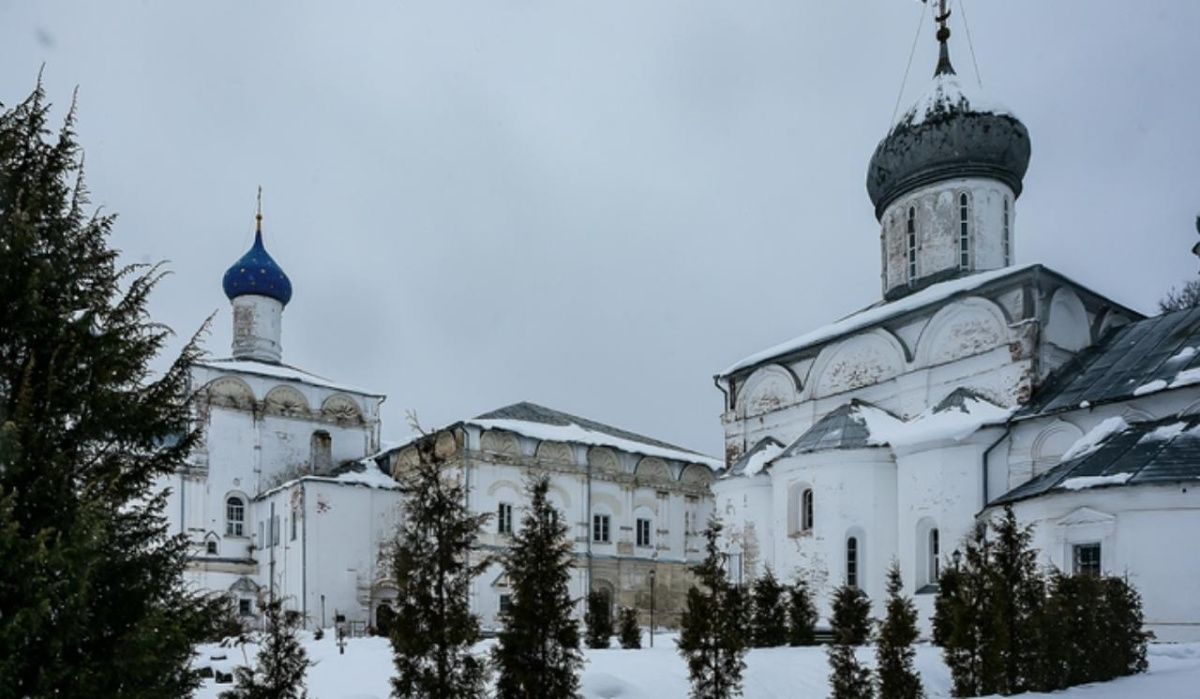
[712, 13, 1200, 641]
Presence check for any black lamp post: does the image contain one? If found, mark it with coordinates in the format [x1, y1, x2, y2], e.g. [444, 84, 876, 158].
[952, 548, 962, 572]
[648, 567, 657, 648]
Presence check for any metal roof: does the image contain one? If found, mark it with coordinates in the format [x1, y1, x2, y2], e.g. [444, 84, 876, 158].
[990, 415, 1200, 506]
[779, 400, 896, 457]
[1022, 306, 1200, 418]
[726, 437, 785, 477]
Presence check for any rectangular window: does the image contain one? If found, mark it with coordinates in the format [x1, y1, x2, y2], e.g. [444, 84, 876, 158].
[636, 518, 652, 548]
[498, 502, 513, 535]
[847, 537, 859, 588]
[238, 599, 252, 616]
[206, 540, 218, 555]
[1003, 198, 1011, 265]
[592, 514, 611, 543]
[291, 514, 297, 541]
[499, 594, 512, 615]
[1073, 543, 1101, 577]
[959, 193, 971, 270]
[272, 515, 280, 547]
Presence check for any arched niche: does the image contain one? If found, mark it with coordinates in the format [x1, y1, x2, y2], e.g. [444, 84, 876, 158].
[535, 440, 575, 465]
[204, 376, 256, 411]
[1032, 420, 1085, 474]
[588, 447, 621, 475]
[1097, 309, 1132, 338]
[480, 430, 521, 457]
[1045, 288, 1092, 353]
[914, 297, 1011, 367]
[396, 446, 420, 468]
[680, 463, 715, 487]
[263, 385, 311, 418]
[486, 479, 523, 498]
[635, 457, 671, 483]
[434, 430, 458, 459]
[321, 394, 363, 425]
[737, 364, 800, 418]
[811, 330, 906, 398]
[591, 492, 623, 519]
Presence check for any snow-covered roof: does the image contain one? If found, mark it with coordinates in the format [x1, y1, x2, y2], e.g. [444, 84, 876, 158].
[381, 402, 721, 470]
[722, 437, 785, 479]
[720, 264, 1040, 378]
[894, 71, 1013, 130]
[1021, 305, 1200, 419]
[197, 357, 384, 397]
[779, 400, 902, 457]
[991, 414, 1200, 506]
[255, 460, 401, 500]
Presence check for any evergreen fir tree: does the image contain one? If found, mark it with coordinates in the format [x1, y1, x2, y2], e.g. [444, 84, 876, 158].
[0, 83, 223, 697]
[988, 506, 1045, 694]
[585, 589, 615, 649]
[749, 566, 789, 647]
[389, 432, 491, 699]
[829, 584, 872, 646]
[786, 579, 818, 647]
[1101, 576, 1149, 678]
[678, 516, 748, 699]
[222, 597, 311, 699]
[875, 563, 923, 699]
[828, 582, 874, 699]
[618, 606, 642, 649]
[492, 476, 582, 699]
[828, 642, 874, 699]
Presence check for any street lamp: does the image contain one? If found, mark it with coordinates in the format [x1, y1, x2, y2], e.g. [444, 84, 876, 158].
[648, 567, 657, 649]
[952, 548, 962, 572]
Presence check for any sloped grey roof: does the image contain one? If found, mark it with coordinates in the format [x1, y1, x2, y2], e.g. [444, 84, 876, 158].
[726, 437, 785, 477]
[780, 400, 898, 457]
[1022, 306, 1200, 418]
[991, 415, 1200, 506]
[473, 401, 709, 459]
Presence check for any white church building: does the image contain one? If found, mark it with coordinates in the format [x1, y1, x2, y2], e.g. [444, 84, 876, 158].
[712, 17, 1200, 641]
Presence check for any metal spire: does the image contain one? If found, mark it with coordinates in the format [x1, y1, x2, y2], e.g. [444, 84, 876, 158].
[933, 0, 956, 76]
[255, 186, 263, 234]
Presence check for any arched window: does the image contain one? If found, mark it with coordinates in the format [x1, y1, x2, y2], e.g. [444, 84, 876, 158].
[226, 496, 245, 537]
[906, 207, 917, 282]
[958, 193, 971, 269]
[311, 431, 332, 473]
[801, 488, 814, 532]
[847, 537, 860, 588]
[928, 528, 940, 583]
[1002, 197, 1011, 265]
[787, 483, 812, 536]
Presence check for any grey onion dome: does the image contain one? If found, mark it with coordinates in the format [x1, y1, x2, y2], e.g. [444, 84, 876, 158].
[865, 52, 1031, 221]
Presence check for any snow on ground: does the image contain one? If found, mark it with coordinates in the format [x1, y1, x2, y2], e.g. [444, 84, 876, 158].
[195, 632, 1200, 699]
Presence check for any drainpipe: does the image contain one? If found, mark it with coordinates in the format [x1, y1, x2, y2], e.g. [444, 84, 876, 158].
[301, 481, 308, 628]
[586, 447, 593, 592]
[981, 425, 1012, 512]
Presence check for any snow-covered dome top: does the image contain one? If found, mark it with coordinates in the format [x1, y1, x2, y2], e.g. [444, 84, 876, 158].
[222, 224, 293, 306]
[865, 42, 1030, 220]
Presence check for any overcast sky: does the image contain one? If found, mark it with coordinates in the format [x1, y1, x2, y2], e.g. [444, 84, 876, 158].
[3, 1, 1198, 458]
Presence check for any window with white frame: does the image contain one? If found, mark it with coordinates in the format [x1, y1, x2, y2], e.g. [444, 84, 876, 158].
[847, 536, 860, 588]
[238, 598, 253, 616]
[225, 496, 245, 537]
[907, 207, 918, 282]
[592, 514, 611, 543]
[636, 518, 652, 548]
[1073, 542, 1101, 577]
[498, 502, 513, 535]
[206, 540, 218, 555]
[958, 193, 971, 269]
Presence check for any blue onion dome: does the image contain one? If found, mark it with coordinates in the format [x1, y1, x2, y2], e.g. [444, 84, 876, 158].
[222, 227, 293, 306]
[866, 43, 1030, 221]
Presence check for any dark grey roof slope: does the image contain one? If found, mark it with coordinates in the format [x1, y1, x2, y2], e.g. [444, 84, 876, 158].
[473, 401, 707, 458]
[726, 437, 785, 477]
[991, 415, 1200, 506]
[1021, 306, 1200, 418]
[780, 400, 897, 457]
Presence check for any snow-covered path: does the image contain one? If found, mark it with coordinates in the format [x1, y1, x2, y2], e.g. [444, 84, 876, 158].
[195, 633, 1200, 698]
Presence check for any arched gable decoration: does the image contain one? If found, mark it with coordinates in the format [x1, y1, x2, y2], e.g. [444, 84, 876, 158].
[914, 297, 1010, 368]
[480, 430, 521, 456]
[321, 394, 363, 424]
[1045, 288, 1091, 353]
[264, 385, 311, 417]
[205, 376, 256, 410]
[680, 463, 714, 487]
[588, 447, 621, 475]
[535, 440, 575, 465]
[737, 364, 801, 418]
[810, 330, 907, 398]
[635, 457, 671, 483]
